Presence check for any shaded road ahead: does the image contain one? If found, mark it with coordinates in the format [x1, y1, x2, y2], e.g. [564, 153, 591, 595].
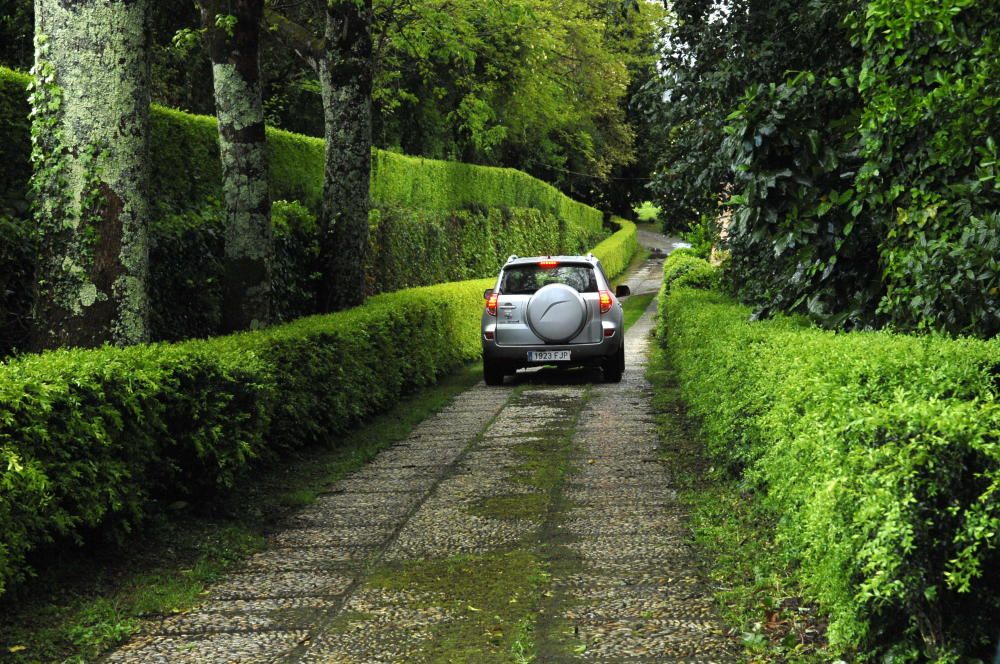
[107, 237, 734, 663]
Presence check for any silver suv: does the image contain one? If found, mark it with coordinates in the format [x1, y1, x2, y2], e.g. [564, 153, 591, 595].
[481, 255, 630, 385]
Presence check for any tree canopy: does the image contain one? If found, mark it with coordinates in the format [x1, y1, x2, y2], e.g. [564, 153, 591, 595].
[0, 0, 664, 214]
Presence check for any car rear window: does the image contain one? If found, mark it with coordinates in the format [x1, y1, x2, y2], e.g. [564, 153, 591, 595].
[500, 264, 597, 294]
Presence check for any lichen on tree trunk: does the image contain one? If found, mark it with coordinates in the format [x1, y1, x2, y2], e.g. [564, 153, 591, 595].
[30, 0, 152, 349]
[203, 0, 272, 332]
[318, 0, 372, 312]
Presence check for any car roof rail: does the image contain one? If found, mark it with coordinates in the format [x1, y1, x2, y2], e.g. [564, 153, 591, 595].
[506, 255, 518, 263]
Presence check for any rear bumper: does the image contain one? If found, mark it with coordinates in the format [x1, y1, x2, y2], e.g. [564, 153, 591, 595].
[481, 332, 623, 367]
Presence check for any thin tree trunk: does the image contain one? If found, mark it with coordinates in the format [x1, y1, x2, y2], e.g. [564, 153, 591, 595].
[317, 0, 372, 312]
[202, 0, 272, 331]
[31, 0, 151, 349]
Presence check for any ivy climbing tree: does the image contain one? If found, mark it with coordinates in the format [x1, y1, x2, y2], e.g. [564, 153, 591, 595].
[201, 0, 273, 331]
[30, 0, 152, 349]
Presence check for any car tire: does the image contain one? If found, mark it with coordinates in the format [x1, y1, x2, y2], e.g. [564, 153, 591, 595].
[483, 358, 505, 386]
[603, 344, 625, 383]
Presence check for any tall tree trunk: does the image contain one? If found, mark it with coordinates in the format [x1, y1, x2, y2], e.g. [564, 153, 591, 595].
[202, 0, 272, 331]
[31, 0, 151, 349]
[317, 0, 372, 312]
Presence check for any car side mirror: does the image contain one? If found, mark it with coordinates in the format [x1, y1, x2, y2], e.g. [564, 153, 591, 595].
[484, 288, 494, 300]
[615, 285, 631, 298]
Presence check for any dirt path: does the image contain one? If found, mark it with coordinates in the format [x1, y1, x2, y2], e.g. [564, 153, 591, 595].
[106, 245, 733, 663]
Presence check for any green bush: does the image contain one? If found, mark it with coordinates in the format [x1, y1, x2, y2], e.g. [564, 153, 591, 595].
[148, 200, 323, 342]
[678, 214, 716, 259]
[0, 215, 34, 354]
[660, 251, 720, 295]
[0, 219, 637, 598]
[590, 217, 638, 279]
[852, 0, 1000, 336]
[0, 277, 489, 597]
[659, 269, 1000, 660]
[0, 66, 606, 351]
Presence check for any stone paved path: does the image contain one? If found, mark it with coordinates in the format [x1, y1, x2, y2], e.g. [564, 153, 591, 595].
[106, 242, 734, 663]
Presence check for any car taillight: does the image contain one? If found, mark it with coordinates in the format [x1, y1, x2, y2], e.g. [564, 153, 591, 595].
[486, 292, 499, 316]
[538, 260, 558, 268]
[599, 290, 613, 314]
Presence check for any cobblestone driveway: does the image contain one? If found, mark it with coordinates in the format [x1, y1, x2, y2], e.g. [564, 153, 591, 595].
[106, 244, 734, 663]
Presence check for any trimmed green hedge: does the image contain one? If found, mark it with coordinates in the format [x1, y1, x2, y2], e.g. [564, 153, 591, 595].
[146, 202, 589, 343]
[365, 205, 566, 296]
[657, 252, 1000, 660]
[661, 249, 720, 294]
[590, 217, 638, 279]
[0, 278, 488, 596]
[0, 69, 30, 217]
[0, 66, 603, 228]
[371, 150, 603, 239]
[0, 66, 606, 351]
[148, 200, 324, 341]
[0, 219, 636, 598]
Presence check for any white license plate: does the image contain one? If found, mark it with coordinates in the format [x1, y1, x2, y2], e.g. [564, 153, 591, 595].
[528, 350, 571, 362]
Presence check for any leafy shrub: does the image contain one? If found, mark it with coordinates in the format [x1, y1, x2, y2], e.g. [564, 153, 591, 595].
[0, 219, 637, 598]
[590, 217, 638, 279]
[0, 66, 607, 348]
[644, 1, 999, 338]
[852, 0, 1000, 336]
[679, 214, 716, 259]
[0, 278, 487, 597]
[878, 212, 1000, 337]
[660, 274, 1000, 661]
[722, 71, 882, 328]
[0, 215, 34, 355]
[660, 251, 720, 295]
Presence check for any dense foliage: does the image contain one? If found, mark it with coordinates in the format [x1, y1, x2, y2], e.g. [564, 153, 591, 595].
[643, 0, 999, 337]
[0, 66, 607, 352]
[853, 0, 1000, 335]
[587, 217, 638, 281]
[0, 278, 486, 597]
[657, 251, 1000, 661]
[0, 219, 636, 598]
[0, 0, 663, 214]
[363, 0, 664, 212]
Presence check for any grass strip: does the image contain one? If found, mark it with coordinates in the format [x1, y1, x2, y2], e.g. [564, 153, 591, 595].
[621, 292, 655, 331]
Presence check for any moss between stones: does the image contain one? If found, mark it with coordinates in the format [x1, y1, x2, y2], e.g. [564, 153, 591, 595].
[468, 493, 550, 522]
[365, 550, 549, 664]
[332, 387, 591, 662]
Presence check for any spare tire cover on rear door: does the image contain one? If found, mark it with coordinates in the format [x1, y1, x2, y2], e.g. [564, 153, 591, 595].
[526, 283, 588, 343]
